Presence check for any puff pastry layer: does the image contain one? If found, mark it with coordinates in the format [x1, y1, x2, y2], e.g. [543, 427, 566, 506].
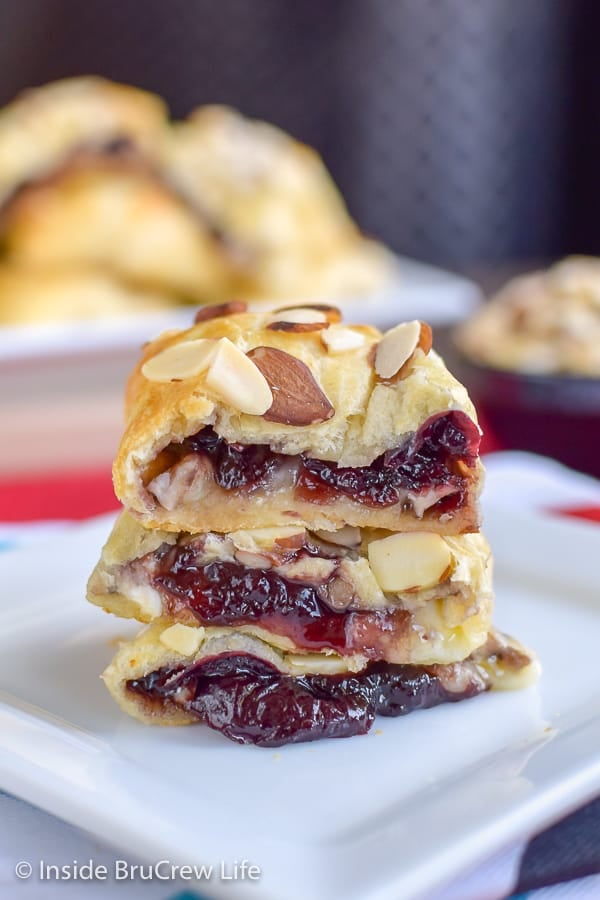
[102, 623, 539, 745]
[114, 308, 483, 534]
[88, 512, 493, 666]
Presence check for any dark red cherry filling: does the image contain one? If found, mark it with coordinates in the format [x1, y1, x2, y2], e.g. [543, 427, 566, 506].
[297, 410, 480, 508]
[153, 553, 410, 657]
[127, 653, 486, 746]
[182, 428, 284, 490]
[176, 410, 479, 511]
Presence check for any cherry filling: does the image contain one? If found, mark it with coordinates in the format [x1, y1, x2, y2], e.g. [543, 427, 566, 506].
[153, 554, 410, 657]
[297, 410, 480, 508]
[175, 410, 480, 511]
[183, 428, 283, 489]
[127, 653, 486, 746]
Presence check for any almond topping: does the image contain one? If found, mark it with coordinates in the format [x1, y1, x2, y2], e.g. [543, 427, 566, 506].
[267, 321, 329, 333]
[194, 300, 248, 323]
[267, 308, 330, 333]
[205, 338, 273, 414]
[247, 346, 335, 425]
[274, 303, 342, 323]
[159, 623, 205, 656]
[268, 308, 329, 324]
[367, 532, 452, 593]
[321, 327, 366, 353]
[374, 320, 432, 379]
[141, 338, 217, 382]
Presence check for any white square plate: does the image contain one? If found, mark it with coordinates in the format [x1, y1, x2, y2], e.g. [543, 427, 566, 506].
[0, 505, 598, 900]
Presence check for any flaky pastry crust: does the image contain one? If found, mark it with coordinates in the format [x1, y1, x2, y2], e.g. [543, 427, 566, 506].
[114, 309, 482, 534]
[87, 512, 493, 666]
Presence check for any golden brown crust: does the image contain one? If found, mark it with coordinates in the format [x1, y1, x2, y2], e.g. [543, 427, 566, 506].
[113, 310, 481, 533]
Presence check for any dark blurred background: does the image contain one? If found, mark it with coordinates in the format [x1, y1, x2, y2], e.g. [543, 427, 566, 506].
[1, 0, 598, 274]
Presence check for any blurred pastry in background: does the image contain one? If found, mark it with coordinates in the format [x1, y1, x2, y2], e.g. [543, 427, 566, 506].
[0, 76, 166, 206]
[164, 105, 395, 301]
[0, 265, 178, 324]
[0, 151, 235, 303]
[455, 257, 600, 376]
[0, 78, 394, 324]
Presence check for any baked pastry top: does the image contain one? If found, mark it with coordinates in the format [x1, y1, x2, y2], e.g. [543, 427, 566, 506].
[455, 256, 600, 376]
[113, 305, 483, 533]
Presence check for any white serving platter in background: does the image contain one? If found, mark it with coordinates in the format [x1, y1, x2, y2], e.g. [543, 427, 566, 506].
[0, 502, 598, 900]
[0, 255, 480, 362]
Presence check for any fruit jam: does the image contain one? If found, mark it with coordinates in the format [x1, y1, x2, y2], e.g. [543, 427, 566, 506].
[153, 553, 410, 657]
[127, 653, 485, 746]
[178, 409, 480, 510]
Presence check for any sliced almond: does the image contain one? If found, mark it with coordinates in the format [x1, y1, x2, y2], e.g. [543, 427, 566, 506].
[321, 327, 366, 353]
[367, 532, 452, 593]
[230, 526, 306, 552]
[267, 307, 330, 332]
[278, 556, 337, 583]
[314, 525, 361, 548]
[374, 320, 432, 379]
[234, 549, 273, 569]
[268, 308, 329, 325]
[141, 338, 217, 382]
[194, 300, 248, 323]
[247, 346, 335, 425]
[274, 303, 342, 324]
[267, 320, 329, 333]
[205, 338, 273, 415]
[159, 623, 205, 656]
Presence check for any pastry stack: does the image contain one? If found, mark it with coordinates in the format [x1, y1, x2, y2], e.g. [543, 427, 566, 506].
[87, 302, 538, 746]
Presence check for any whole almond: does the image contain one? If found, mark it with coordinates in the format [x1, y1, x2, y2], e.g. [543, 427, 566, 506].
[247, 346, 335, 425]
[194, 300, 248, 323]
